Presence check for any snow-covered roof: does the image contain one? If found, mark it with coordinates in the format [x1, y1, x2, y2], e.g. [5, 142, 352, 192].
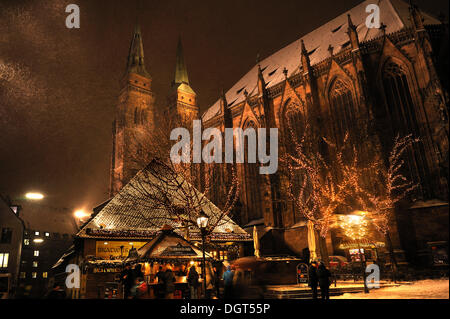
[202, 0, 441, 122]
[77, 160, 251, 242]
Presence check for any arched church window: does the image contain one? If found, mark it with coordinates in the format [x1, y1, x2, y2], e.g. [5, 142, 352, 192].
[329, 79, 356, 144]
[382, 60, 431, 198]
[243, 121, 263, 222]
[283, 104, 305, 154]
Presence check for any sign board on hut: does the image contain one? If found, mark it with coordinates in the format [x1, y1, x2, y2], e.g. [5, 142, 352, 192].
[160, 243, 197, 256]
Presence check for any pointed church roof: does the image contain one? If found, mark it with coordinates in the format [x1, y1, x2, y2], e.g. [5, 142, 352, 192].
[126, 25, 150, 78]
[77, 160, 251, 242]
[172, 37, 196, 95]
[202, 0, 441, 122]
[174, 37, 189, 85]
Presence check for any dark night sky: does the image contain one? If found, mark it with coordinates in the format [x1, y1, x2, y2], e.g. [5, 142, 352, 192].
[0, 0, 447, 214]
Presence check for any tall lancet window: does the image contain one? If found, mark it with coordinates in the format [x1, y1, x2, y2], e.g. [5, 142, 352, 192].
[382, 61, 431, 197]
[283, 103, 306, 154]
[283, 104, 306, 223]
[329, 79, 356, 145]
[134, 108, 138, 124]
[243, 122, 262, 222]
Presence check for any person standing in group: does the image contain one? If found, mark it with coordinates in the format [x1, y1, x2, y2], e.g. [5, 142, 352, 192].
[187, 265, 200, 299]
[317, 262, 332, 300]
[212, 266, 220, 298]
[222, 266, 234, 299]
[154, 265, 165, 298]
[163, 265, 176, 299]
[308, 261, 319, 300]
[120, 264, 134, 299]
[133, 264, 144, 280]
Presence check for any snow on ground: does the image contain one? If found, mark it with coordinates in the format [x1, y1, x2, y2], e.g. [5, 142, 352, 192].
[334, 279, 449, 299]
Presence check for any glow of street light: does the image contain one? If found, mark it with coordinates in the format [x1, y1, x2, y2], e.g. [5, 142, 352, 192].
[74, 210, 89, 219]
[25, 192, 44, 200]
[33, 238, 44, 243]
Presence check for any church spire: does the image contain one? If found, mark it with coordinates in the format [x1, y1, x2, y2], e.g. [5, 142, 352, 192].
[126, 25, 150, 78]
[173, 36, 190, 86]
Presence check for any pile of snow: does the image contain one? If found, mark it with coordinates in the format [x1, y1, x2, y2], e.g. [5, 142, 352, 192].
[334, 279, 449, 299]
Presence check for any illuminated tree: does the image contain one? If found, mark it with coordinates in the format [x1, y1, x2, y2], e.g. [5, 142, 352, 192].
[283, 123, 355, 238]
[353, 134, 419, 274]
[125, 111, 240, 236]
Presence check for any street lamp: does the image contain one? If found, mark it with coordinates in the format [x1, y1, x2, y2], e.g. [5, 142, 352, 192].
[25, 192, 44, 200]
[74, 209, 89, 220]
[196, 210, 209, 298]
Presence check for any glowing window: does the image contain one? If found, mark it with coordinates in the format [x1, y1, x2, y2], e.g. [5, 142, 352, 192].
[0, 253, 9, 268]
[34, 250, 39, 257]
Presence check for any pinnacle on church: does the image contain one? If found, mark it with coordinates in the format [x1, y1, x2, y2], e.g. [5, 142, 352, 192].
[173, 36, 190, 86]
[126, 25, 150, 78]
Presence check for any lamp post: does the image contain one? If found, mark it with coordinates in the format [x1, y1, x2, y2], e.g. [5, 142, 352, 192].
[196, 210, 209, 299]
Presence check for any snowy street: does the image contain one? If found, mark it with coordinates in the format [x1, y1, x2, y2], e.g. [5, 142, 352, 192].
[333, 279, 449, 299]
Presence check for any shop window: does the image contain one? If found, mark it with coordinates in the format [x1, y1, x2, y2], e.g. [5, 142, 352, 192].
[1, 228, 12, 244]
[0, 253, 9, 268]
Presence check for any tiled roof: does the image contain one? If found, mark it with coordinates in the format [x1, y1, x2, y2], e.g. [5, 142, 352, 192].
[77, 160, 251, 242]
[202, 0, 441, 122]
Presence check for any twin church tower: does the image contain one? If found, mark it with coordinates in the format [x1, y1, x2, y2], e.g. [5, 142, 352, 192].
[109, 26, 198, 196]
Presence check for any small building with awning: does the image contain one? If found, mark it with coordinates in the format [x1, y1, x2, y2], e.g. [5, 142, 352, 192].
[53, 160, 251, 299]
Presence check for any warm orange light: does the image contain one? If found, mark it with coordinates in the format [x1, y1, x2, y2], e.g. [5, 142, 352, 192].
[74, 209, 89, 219]
[25, 192, 44, 200]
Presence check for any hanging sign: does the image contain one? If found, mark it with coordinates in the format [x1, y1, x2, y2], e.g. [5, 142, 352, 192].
[160, 243, 197, 256]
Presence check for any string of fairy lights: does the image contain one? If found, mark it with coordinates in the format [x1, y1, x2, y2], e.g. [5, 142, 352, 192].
[338, 213, 369, 240]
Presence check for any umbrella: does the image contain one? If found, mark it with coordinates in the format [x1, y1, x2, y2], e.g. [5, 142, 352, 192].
[307, 220, 318, 262]
[253, 226, 260, 258]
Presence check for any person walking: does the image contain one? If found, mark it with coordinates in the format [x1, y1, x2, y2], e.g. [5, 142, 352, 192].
[222, 266, 234, 299]
[187, 265, 200, 299]
[317, 262, 332, 300]
[163, 265, 176, 299]
[308, 261, 319, 300]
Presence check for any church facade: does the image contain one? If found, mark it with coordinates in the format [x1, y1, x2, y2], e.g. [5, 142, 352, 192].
[109, 0, 448, 266]
[200, 0, 449, 264]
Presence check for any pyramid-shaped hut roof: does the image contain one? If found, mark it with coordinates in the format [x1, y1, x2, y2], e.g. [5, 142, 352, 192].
[77, 159, 251, 242]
